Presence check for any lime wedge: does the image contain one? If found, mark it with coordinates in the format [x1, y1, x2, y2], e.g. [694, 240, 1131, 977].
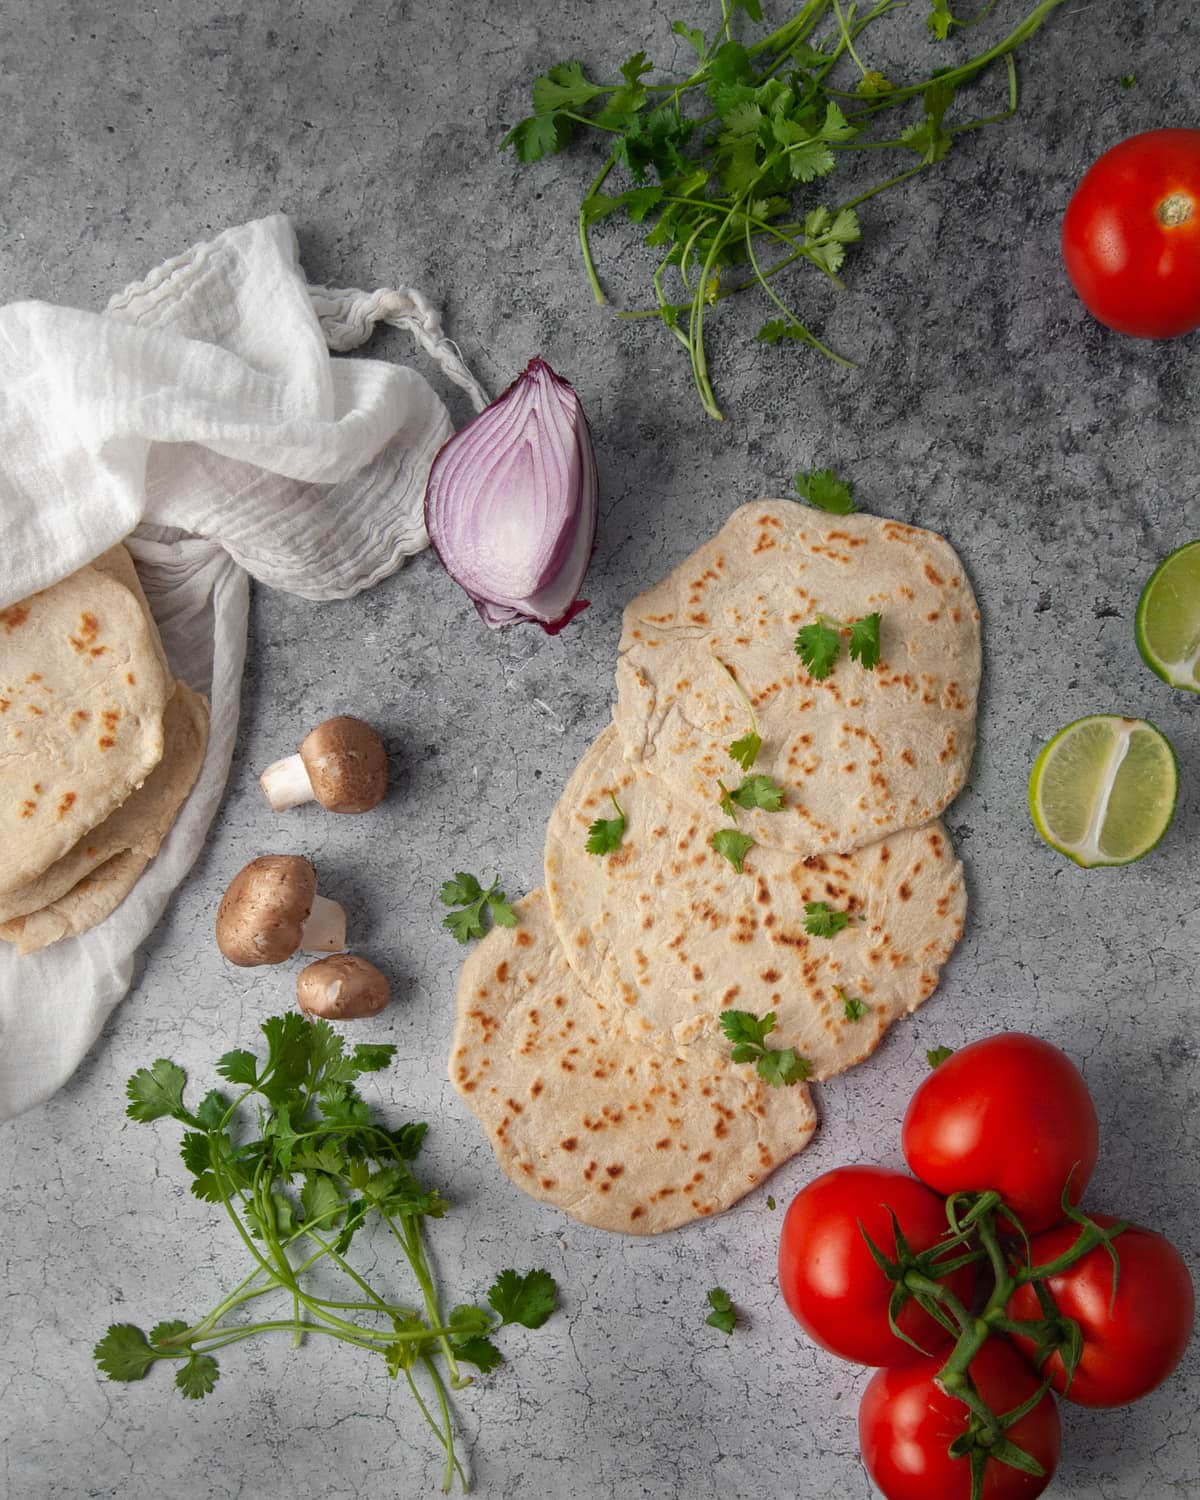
[1136, 541, 1200, 691]
[1029, 716, 1178, 867]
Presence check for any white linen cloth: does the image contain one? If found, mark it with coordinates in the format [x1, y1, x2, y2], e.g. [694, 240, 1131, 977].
[0, 213, 486, 1121]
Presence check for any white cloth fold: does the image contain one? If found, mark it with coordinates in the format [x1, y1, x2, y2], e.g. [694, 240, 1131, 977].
[0, 213, 483, 1121]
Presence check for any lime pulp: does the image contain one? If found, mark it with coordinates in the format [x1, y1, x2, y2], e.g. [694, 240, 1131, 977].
[1136, 540, 1200, 692]
[1028, 715, 1178, 867]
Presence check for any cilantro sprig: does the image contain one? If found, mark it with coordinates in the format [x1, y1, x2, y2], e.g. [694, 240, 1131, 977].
[586, 794, 627, 855]
[794, 465, 857, 514]
[502, 1, 1067, 418]
[804, 900, 853, 937]
[795, 611, 881, 679]
[705, 1287, 739, 1335]
[716, 656, 762, 770]
[838, 986, 870, 1021]
[711, 827, 756, 873]
[98, 1017, 559, 1493]
[719, 1009, 813, 1087]
[440, 872, 518, 943]
[719, 773, 785, 815]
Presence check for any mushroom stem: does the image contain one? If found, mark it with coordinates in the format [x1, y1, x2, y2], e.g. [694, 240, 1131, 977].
[260, 754, 316, 811]
[300, 894, 347, 953]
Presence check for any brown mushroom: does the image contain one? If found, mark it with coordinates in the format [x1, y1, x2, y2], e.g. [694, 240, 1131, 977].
[259, 716, 387, 814]
[296, 954, 391, 1020]
[215, 855, 346, 966]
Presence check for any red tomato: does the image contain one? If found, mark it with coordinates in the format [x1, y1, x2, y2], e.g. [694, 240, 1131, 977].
[778, 1166, 975, 1367]
[1007, 1213, 1195, 1408]
[902, 1034, 1098, 1234]
[858, 1339, 1061, 1500]
[1062, 128, 1200, 338]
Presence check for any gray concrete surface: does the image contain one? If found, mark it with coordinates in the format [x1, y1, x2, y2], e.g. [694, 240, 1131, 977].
[1, 2, 1198, 1497]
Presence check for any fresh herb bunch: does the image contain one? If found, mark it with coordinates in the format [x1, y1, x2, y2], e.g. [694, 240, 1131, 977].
[94, 1016, 558, 1494]
[503, 0, 1066, 418]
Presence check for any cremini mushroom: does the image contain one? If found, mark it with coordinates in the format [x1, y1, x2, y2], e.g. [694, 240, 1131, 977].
[215, 855, 346, 966]
[259, 716, 388, 814]
[296, 954, 391, 1020]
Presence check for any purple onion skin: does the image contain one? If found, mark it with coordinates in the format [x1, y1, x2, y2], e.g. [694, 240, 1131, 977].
[424, 357, 598, 633]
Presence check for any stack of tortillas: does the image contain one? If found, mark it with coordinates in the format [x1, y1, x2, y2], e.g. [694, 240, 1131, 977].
[451, 502, 980, 1234]
[0, 545, 209, 953]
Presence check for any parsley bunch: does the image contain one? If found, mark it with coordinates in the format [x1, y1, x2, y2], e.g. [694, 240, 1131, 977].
[94, 1016, 558, 1493]
[503, 0, 1066, 418]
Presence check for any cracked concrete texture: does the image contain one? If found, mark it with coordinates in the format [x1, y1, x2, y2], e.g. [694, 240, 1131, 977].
[1, 2, 1198, 1497]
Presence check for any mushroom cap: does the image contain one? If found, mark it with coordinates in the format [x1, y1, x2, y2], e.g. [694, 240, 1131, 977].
[216, 855, 318, 966]
[296, 954, 391, 1020]
[298, 716, 388, 814]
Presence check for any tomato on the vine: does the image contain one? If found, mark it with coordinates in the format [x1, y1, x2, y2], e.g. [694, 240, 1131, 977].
[858, 1338, 1061, 1500]
[1062, 128, 1200, 338]
[1007, 1213, 1195, 1408]
[902, 1034, 1099, 1234]
[777, 1166, 975, 1367]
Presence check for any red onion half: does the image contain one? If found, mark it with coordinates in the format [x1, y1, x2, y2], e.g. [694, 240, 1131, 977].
[424, 357, 598, 632]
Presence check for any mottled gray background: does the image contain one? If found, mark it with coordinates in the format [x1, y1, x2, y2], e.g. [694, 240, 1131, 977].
[1, 2, 1197, 1497]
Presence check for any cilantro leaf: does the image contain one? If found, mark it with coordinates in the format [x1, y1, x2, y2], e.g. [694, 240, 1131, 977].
[148, 1319, 190, 1348]
[440, 872, 483, 906]
[94, 1324, 156, 1381]
[804, 901, 851, 938]
[786, 139, 836, 183]
[794, 467, 856, 515]
[927, 0, 955, 39]
[531, 61, 605, 115]
[719, 1009, 777, 1049]
[449, 1304, 495, 1340]
[453, 1335, 504, 1373]
[756, 1047, 812, 1087]
[348, 1042, 396, 1075]
[194, 1090, 229, 1130]
[848, 613, 882, 669]
[671, 20, 706, 57]
[766, 1195, 777, 1210]
[726, 774, 784, 812]
[795, 621, 841, 679]
[487, 890, 518, 928]
[728, 731, 761, 772]
[927, 1045, 955, 1069]
[719, 1009, 811, 1087]
[586, 794, 627, 855]
[125, 1060, 189, 1124]
[500, 113, 570, 164]
[176, 1353, 219, 1399]
[705, 1287, 737, 1335]
[215, 1049, 258, 1086]
[732, 0, 763, 20]
[711, 828, 755, 873]
[300, 1172, 344, 1229]
[444, 904, 486, 943]
[487, 1269, 559, 1329]
[838, 988, 869, 1022]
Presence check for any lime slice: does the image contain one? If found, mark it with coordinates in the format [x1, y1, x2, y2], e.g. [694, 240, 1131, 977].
[1136, 540, 1200, 691]
[1029, 716, 1178, 867]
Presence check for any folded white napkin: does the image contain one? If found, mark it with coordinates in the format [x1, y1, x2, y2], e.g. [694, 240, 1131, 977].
[0, 213, 486, 1121]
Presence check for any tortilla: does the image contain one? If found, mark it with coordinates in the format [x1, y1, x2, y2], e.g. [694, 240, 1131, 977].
[0, 557, 173, 892]
[0, 683, 209, 953]
[613, 502, 980, 855]
[450, 889, 817, 1235]
[544, 726, 966, 1081]
[0, 682, 209, 927]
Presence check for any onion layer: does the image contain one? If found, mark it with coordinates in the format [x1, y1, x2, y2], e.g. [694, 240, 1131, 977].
[424, 357, 598, 631]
